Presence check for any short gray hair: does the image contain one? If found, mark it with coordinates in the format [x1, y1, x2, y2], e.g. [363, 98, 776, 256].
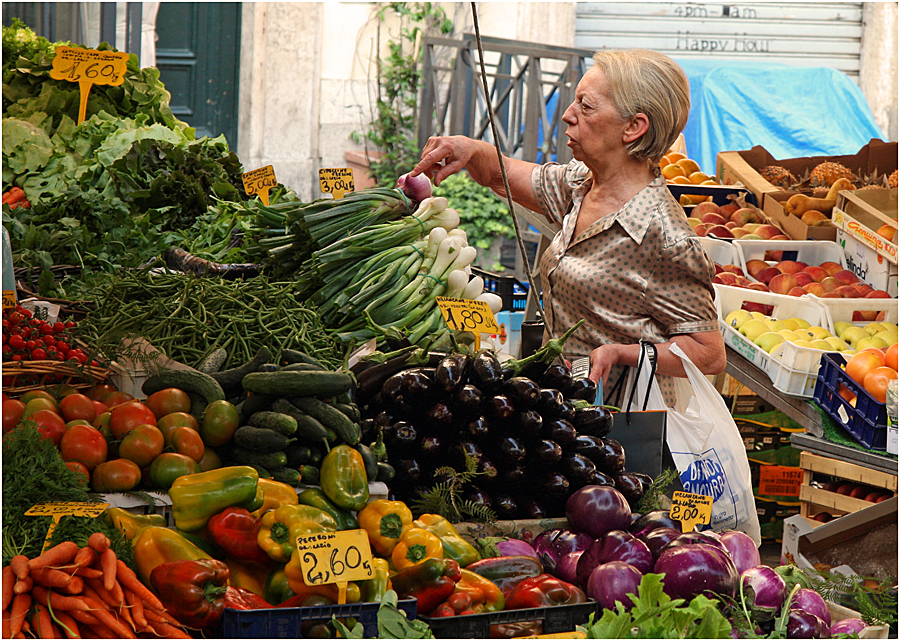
[591, 49, 690, 169]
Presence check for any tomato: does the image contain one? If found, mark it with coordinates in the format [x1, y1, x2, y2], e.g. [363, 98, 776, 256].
[103, 391, 135, 408]
[166, 426, 205, 463]
[109, 401, 157, 439]
[118, 423, 165, 467]
[64, 460, 90, 485]
[145, 388, 192, 420]
[59, 393, 97, 423]
[8, 335, 24, 350]
[157, 412, 200, 439]
[93, 400, 109, 416]
[863, 366, 898, 404]
[30, 409, 67, 446]
[30, 348, 47, 360]
[2, 398, 26, 433]
[197, 447, 222, 472]
[20, 390, 58, 407]
[47, 383, 79, 399]
[65, 419, 92, 429]
[200, 400, 240, 447]
[89, 384, 118, 402]
[148, 453, 199, 490]
[92, 411, 111, 430]
[23, 397, 59, 420]
[60, 424, 108, 471]
[91, 458, 142, 493]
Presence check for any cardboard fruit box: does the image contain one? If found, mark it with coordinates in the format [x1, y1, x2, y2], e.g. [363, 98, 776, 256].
[833, 188, 898, 262]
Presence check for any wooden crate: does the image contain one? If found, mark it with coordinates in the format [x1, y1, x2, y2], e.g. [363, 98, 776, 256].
[799, 451, 898, 520]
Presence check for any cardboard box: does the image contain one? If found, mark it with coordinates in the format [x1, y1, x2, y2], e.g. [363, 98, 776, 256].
[762, 192, 838, 241]
[836, 227, 899, 297]
[833, 188, 898, 263]
[108, 337, 196, 399]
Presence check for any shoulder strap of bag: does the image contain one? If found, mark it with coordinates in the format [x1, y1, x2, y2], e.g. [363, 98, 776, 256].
[619, 341, 658, 424]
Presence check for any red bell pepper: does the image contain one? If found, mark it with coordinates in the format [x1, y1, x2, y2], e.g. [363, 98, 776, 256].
[223, 586, 273, 610]
[391, 557, 462, 615]
[207, 506, 272, 565]
[150, 559, 230, 630]
[504, 573, 586, 610]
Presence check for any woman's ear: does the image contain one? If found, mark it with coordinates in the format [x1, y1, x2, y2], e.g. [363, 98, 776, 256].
[623, 113, 650, 144]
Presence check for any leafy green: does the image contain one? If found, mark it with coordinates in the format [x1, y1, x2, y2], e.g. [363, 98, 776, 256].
[2, 117, 53, 181]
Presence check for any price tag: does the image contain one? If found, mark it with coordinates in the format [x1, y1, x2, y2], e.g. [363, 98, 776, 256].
[26, 502, 110, 552]
[318, 168, 354, 199]
[49, 46, 129, 125]
[758, 465, 803, 497]
[242, 165, 278, 206]
[669, 491, 713, 533]
[436, 297, 500, 352]
[3, 290, 16, 310]
[295, 530, 374, 604]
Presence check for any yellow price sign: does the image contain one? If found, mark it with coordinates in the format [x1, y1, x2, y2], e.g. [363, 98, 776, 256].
[669, 491, 713, 533]
[242, 165, 278, 206]
[295, 530, 374, 603]
[319, 168, 354, 199]
[26, 502, 110, 552]
[49, 46, 129, 125]
[436, 297, 499, 334]
[3, 290, 16, 310]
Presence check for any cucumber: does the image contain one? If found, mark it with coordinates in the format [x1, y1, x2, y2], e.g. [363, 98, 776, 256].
[233, 425, 295, 453]
[280, 349, 327, 369]
[248, 464, 272, 480]
[307, 445, 324, 467]
[187, 391, 207, 425]
[257, 363, 281, 373]
[334, 391, 353, 404]
[290, 397, 361, 446]
[198, 348, 228, 374]
[269, 467, 302, 486]
[238, 393, 277, 425]
[142, 369, 226, 404]
[375, 462, 395, 483]
[270, 399, 330, 443]
[211, 346, 272, 390]
[243, 371, 352, 398]
[298, 465, 320, 485]
[280, 363, 324, 372]
[249, 411, 298, 436]
[354, 443, 378, 482]
[284, 443, 312, 468]
[332, 402, 361, 423]
[232, 447, 288, 470]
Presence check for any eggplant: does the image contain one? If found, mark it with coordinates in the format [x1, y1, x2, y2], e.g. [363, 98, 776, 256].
[558, 400, 577, 422]
[571, 406, 614, 438]
[502, 377, 541, 409]
[569, 434, 605, 461]
[587, 470, 616, 487]
[380, 372, 406, 404]
[454, 385, 484, 416]
[632, 472, 654, 494]
[615, 472, 645, 503]
[531, 439, 562, 465]
[487, 395, 516, 421]
[450, 441, 483, 468]
[541, 472, 571, 496]
[400, 370, 433, 399]
[358, 417, 375, 439]
[374, 411, 395, 429]
[565, 377, 597, 402]
[464, 487, 492, 509]
[595, 438, 627, 475]
[389, 421, 417, 452]
[420, 434, 443, 458]
[629, 510, 682, 537]
[519, 499, 547, 519]
[435, 354, 471, 393]
[478, 458, 499, 482]
[427, 401, 453, 426]
[354, 352, 415, 401]
[516, 410, 544, 441]
[492, 493, 518, 518]
[562, 453, 598, 484]
[466, 416, 491, 440]
[495, 435, 527, 465]
[536, 389, 565, 417]
[500, 466, 527, 487]
[541, 363, 572, 391]
[545, 418, 577, 445]
[395, 459, 423, 482]
[471, 350, 504, 391]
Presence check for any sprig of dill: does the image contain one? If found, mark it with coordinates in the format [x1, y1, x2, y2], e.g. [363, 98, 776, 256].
[410, 454, 497, 524]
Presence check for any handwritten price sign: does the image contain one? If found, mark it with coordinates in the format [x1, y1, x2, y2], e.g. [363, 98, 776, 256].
[295, 530, 374, 603]
[27, 502, 110, 552]
[242, 165, 278, 206]
[319, 168, 354, 199]
[436, 297, 499, 334]
[50, 46, 129, 125]
[669, 491, 713, 532]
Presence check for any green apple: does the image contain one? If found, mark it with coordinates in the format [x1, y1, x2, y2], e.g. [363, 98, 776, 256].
[793, 340, 815, 349]
[825, 337, 851, 351]
[874, 331, 898, 346]
[856, 336, 887, 351]
[725, 309, 753, 330]
[739, 319, 770, 343]
[810, 339, 833, 351]
[864, 322, 886, 336]
[779, 330, 801, 341]
[879, 321, 898, 333]
[764, 319, 786, 333]
[794, 329, 816, 341]
[808, 326, 833, 340]
[832, 321, 853, 338]
[782, 318, 800, 331]
[840, 326, 870, 348]
[750, 312, 767, 321]
[789, 318, 812, 330]
[755, 332, 785, 353]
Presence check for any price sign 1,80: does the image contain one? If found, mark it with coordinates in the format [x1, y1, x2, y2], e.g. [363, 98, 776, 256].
[435, 297, 499, 335]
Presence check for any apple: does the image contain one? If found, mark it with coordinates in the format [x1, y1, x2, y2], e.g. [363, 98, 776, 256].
[701, 213, 727, 226]
[795, 262, 809, 270]
[743, 223, 762, 233]
[725, 221, 739, 229]
[808, 326, 832, 340]
[833, 321, 852, 337]
[745, 259, 769, 278]
[787, 286, 808, 297]
[755, 332, 785, 353]
[820, 277, 841, 292]
[849, 485, 870, 500]
[721, 264, 745, 276]
[691, 202, 721, 217]
[693, 223, 710, 237]
[835, 483, 856, 496]
[822, 481, 840, 493]
[741, 234, 762, 240]
[769, 273, 799, 295]
[756, 225, 783, 240]
[804, 283, 827, 297]
[812, 512, 834, 523]
[793, 272, 814, 287]
[714, 273, 738, 286]
[853, 283, 874, 296]
[864, 491, 885, 503]
[731, 228, 749, 239]
[810, 339, 833, 350]
[706, 225, 735, 239]
[733, 276, 752, 287]
[686, 217, 702, 229]
[840, 326, 870, 348]
[714, 263, 724, 274]
[770, 235, 792, 240]
[874, 330, 898, 345]
[856, 336, 888, 351]
[825, 337, 851, 351]
[739, 319, 770, 342]
[746, 282, 769, 292]
[719, 203, 740, 217]
[803, 265, 828, 282]
[819, 261, 843, 276]
[834, 270, 860, 285]
[755, 267, 781, 285]
[866, 290, 892, 298]
[834, 285, 860, 298]
[724, 309, 753, 329]
[821, 292, 843, 298]
[864, 322, 885, 336]
[776, 260, 802, 274]
[853, 311, 877, 322]
[729, 208, 759, 226]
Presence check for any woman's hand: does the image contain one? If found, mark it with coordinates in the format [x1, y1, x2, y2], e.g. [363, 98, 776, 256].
[410, 136, 485, 186]
[588, 343, 622, 387]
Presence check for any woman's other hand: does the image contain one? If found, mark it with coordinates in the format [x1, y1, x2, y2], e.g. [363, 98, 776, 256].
[588, 343, 622, 387]
[410, 136, 484, 186]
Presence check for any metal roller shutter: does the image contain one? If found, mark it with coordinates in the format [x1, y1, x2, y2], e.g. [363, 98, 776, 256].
[575, 2, 864, 81]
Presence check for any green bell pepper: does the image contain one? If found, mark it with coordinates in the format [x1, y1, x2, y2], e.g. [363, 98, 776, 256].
[297, 488, 359, 531]
[168, 465, 261, 532]
[320, 445, 369, 511]
[413, 513, 481, 567]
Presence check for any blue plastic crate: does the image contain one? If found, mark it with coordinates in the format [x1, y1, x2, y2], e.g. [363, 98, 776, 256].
[471, 267, 530, 312]
[813, 352, 888, 450]
[219, 598, 417, 638]
[420, 601, 599, 638]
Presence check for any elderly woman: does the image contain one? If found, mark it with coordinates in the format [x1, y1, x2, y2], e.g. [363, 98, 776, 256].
[410, 49, 725, 407]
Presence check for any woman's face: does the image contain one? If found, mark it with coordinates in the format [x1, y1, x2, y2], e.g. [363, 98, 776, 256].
[562, 67, 631, 164]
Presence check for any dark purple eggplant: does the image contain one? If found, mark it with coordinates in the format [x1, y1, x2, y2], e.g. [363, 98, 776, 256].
[496, 435, 527, 465]
[629, 510, 683, 538]
[478, 458, 499, 481]
[358, 417, 375, 439]
[427, 401, 453, 426]
[464, 487, 492, 509]
[545, 418, 577, 445]
[662, 532, 727, 553]
[389, 421, 417, 452]
[492, 493, 518, 518]
[396, 459, 423, 482]
[400, 369, 433, 399]
[471, 350, 504, 391]
[565, 377, 597, 401]
[420, 434, 443, 458]
[466, 416, 491, 440]
[541, 472, 570, 496]
[569, 434, 605, 461]
[588, 470, 616, 487]
[541, 363, 573, 391]
[558, 400, 576, 422]
[450, 441, 483, 468]
[454, 385, 484, 416]
[516, 410, 543, 441]
[532, 439, 563, 465]
[355, 352, 415, 401]
[500, 466, 527, 486]
[519, 500, 547, 519]
[502, 377, 541, 409]
[639, 527, 682, 561]
[487, 395, 516, 421]
[380, 372, 405, 404]
[571, 406, 614, 438]
[537, 389, 565, 417]
[632, 472, 654, 493]
[595, 438, 626, 475]
[374, 411, 395, 429]
[615, 472, 645, 503]
[434, 353, 471, 393]
[563, 453, 598, 483]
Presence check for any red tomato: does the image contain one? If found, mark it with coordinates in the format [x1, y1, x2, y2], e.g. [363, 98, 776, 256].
[93, 400, 109, 416]
[20, 390, 57, 406]
[197, 447, 222, 472]
[103, 391, 135, 408]
[65, 419, 92, 429]
[109, 401, 157, 439]
[8, 335, 24, 350]
[118, 423, 165, 467]
[91, 458, 141, 493]
[64, 460, 90, 485]
[166, 426, 205, 463]
[30, 409, 67, 446]
[60, 424, 108, 471]
[30, 348, 47, 360]
[156, 412, 200, 439]
[145, 388, 192, 420]
[89, 384, 118, 402]
[59, 394, 97, 423]
[2, 398, 26, 433]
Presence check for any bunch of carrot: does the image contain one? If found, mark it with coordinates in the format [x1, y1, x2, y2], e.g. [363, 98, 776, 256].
[1, 188, 30, 210]
[2, 533, 190, 639]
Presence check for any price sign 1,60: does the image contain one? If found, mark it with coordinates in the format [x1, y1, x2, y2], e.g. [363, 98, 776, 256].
[295, 529, 374, 595]
[50, 46, 130, 125]
[668, 491, 713, 533]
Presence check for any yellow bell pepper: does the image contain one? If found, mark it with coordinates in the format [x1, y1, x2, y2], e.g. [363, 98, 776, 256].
[358, 500, 413, 558]
[105, 507, 167, 540]
[285, 548, 361, 603]
[258, 504, 338, 562]
[224, 557, 273, 597]
[132, 526, 211, 585]
[413, 513, 481, 567]
[251, 478, 299, 519]
[391, 527, 444, 571]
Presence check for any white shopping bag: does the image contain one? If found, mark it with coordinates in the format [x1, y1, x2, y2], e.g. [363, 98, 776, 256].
[629, 343, 762, 545]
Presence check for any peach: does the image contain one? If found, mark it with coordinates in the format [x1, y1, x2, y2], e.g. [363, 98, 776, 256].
[700, 213, 727, 226]
[691, 202, 721, 217]
[770, 235, 792, 240]
[756, 225, 783, 240]
[834, 285, 860, 298]
[714, 273, 738, 285]
[707, 225, 734, 239]
[730, 208, 759, 226]
[746, 282, 769, 292]
[719, 203, 740, 217]
[769, 273, 799, 295]
[764, 250, 783, 262]
[819, 261, 843, 276]
[745, 259, 769, 278]
[820, 277, 841, 292]
[733, 276, 752, 287]
[866, 290, 892, 299]
[795, 262, 809, 270]
[787, 287, 808, 297]
[834, 270, 860, 285]
[755, 267, 781, 285]
[721, 265, 744, 276]
[820, 292, 843, 298]
[742, 302, 771, 316]
[776, 260, 802, 274]
[856, 311, 879, 321]
[793, 272, 814, 287]
[853, 283, 874, 296]
[693, 223, 710, 237]
[724, 221, 739, 229]
[803, 265, 828, 282]
[804, 283, 827, 297]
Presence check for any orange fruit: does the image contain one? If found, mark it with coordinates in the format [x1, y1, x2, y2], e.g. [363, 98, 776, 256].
[845, 351, 884, 386]
[838, 384, 855, 403]
[670, 175, 692, 185]
[859, 347, 887, 365]
[661, 164, 687, 180]
[862, 366, 898, 403]
[665, 152, 687, 164]
[886, 343, 898, 372]
[659, 156, 671, 169]
[675, 158, 702, 175]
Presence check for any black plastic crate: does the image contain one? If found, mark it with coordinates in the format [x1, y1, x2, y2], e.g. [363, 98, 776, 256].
[420, 601, 598, 638]
[219, 598, 417, 638]
[471, 267, 530, 312]
[813, 352, 888, 450]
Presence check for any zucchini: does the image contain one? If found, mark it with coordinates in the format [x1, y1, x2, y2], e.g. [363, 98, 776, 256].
[198, 348, 228, 374]
[298, 465, 320, 485]
[233, 425, 294, 453]
[231, 447, 288, 470]
[271, 399, 330, 443]
[354, 443, 378, 482]
[280, 349, 327, 369]
[280, 363, 324, 372]
[332, 402, 361, 423]
[375, 462, 395, 483]
[142, 369, 226, 404]
[269, 467, 302, 486]
[290, 397, 361, 446]
[284, 443, 312, 468]
[238, 393, 277, 425]
[243, 371, 352, 398]
[249, 411, 298, 436]
[334, 391, 353, 405]
[211, 346, 272, 390]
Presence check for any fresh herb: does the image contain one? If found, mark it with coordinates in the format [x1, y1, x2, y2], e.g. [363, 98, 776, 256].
[635, 467, 681, 513]
[411, 453, 497, 524]
[805, 567, 896, 627]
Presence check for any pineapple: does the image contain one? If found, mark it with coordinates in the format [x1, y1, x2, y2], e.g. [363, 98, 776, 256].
[809, 161, 855, 188]
[889, 169, 898, 188]
[759, 165, 796, 188]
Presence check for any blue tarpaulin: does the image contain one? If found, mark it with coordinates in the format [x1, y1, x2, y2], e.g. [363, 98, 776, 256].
[675, 60, 887, 175]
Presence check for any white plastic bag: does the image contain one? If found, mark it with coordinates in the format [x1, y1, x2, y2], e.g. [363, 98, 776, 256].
[629, 343, 762, 545]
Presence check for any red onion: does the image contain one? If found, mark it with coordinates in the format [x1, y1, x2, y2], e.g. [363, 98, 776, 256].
[395, 173, 432, 203]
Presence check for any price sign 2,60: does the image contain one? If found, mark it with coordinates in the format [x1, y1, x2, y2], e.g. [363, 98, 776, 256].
[295, 530, 374, 592]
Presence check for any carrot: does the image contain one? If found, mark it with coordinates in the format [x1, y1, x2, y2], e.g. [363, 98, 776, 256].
[116, 599, 136, 633]
[53, 610, 81, 639]
[28, 541, 78, 572]
[9, 556, 29, 581]
[72, 547, 97, 569]
[147, 618, 193, 639]
[34, 602, 60, 639]
[115, 560, 164, 611]
[81, 596, 135, 639]
[32, 567, 78, 592]
[3, 609, 11, 639]
[82, 581, 117, 610]
[2, 566, 14, 611]
[87, 533, 110, 554]
[99, 549, 116, 592]
[31, 586, 90, 613]
[73, 566, 103, 580]
[123, 589, 147, 630]
[83, 622, 118, 638]
[67, 609, 101, 626]
[8, 593, 30, 638]
[13, 576, 33, 595]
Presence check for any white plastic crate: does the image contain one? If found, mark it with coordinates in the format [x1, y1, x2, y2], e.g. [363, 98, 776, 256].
[767, 340, 830, 398]
[814, 296, 899, 334]
[698, 236, 742, 268]
[733, 239, 847, 283]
